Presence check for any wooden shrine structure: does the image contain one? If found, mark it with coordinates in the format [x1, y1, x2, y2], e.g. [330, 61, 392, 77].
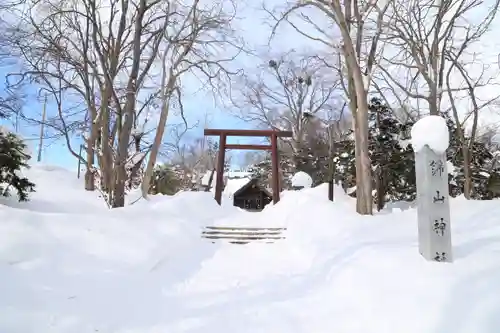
[204, 128, 293, 205]
[232, 178, 273, 210]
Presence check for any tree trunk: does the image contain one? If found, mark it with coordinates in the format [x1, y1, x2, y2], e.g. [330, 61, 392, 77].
[428, 92, 439, 116]
[141, 163, 154, 196]
[113, 88, 136, 207]
[327, 157, 335, 201]
[113, 119, 133, 208]
[205, 169, 215, 191]
[347, 73, 366, 212]
[112, 83, 137, 207]
[463, 144, 472, 199]
[352, 110, 365, 211]
[347, 65, 372, 214]
[141, 102, 170, 197]
[352, 106, 372, 214]
[97, 86, 115, 194]
[84, 168, 95, 191]
[101, 108, 114, 193]
[84, 121, 99, 191]
[356, 97, 373, 214]
[141, 74, 175, 198]
[112, 0, 148, 208]
[375, 165, 385, 211]
[339, 22, 373, 215]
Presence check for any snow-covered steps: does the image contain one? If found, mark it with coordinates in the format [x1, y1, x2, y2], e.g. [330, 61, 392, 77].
[201, 226, 286, 244]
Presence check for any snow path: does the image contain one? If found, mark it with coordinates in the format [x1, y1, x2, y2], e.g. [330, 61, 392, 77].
[1, 165, 500, 332]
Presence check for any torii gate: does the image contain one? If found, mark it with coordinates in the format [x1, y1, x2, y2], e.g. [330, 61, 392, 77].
[204, 128, 293, 205]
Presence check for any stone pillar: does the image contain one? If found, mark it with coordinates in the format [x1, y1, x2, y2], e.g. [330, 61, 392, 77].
[414, 145, 453, 263]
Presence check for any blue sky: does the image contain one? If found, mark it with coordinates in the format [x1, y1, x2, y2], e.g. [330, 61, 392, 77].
[0, 57, 283, 170]
[0, 64, 85, 170]
[0, 78, 260, 170]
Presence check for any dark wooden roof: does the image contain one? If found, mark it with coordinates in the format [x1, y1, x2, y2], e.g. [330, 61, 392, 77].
[233, 178, 272, 198]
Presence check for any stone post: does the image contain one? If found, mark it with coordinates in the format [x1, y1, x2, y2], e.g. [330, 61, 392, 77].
[414, 145, 453, 262]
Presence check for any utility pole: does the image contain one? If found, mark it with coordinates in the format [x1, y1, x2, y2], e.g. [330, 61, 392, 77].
[37, 95, 47, 162]
[15, 110, 19, 133]
[77, 144, 83, 179]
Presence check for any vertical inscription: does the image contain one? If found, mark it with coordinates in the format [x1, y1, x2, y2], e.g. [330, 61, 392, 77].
[415, 146, 453, 263]
[430, 160, 445, 177]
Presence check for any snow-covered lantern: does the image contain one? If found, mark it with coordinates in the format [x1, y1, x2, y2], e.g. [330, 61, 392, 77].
[291, 171, 313, 190]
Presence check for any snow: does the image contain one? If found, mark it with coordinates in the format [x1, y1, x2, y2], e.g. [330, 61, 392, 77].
[2, 164, 500, 332]
[131, 128, 143, 136]
[411, 115, 450, 153]
[223, 177, 251, 197]
[201, 171, 216, 186]
[291, 171, 313, 188]
[479, 171, 491, 178]
[447, 160, 456, 176]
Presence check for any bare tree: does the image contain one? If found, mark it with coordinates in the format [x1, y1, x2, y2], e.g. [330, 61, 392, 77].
[379, 0, 500, 116]
[446, 56, 500, 199]
[477, 123, 500, 151]
[0, 89, 23, 122]
[241, 151, 267, 169]
[233, 53, 341, 167]
[140, 0, 243, 198]
[8, 0, 186, 207]
[169, 133, 233, 191]
[377, 0, 500, 198]
[0, 1, 28, 126]
[267, 0, 391, 214]
[302, 102, 352, 198]
[444, 1, 500, 199]
[162, 124, 204, 190]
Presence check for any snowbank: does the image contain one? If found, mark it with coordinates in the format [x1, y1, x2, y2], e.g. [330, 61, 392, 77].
[0, 163, 106, 213]
[1, 165, 500, 333]
[411, 115, 450, 153]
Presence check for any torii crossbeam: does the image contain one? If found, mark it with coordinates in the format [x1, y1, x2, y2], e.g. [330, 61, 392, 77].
[203, 128, 293, 205]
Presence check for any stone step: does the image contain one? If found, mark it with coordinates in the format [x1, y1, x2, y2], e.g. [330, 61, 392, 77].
[202, 230, 282, 236]
[201, 226, 286, 244]
[204, 226, 286, 231]
[202, 234, 284, 241]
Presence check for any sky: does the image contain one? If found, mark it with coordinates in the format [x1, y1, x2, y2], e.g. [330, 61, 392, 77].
[0, 77, 259, 170]
[2, 0, 500, 170]
[0, 0, 324, 170]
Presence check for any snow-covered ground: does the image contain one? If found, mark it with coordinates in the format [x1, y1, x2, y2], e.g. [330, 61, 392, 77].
[1, 164, 500, 333]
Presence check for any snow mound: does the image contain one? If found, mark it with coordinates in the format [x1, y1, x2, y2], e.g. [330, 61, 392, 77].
[223, 177, 251, 197]
[0, 163, 106, 213]
[411, 115, 450, 153]
[2, 165, 500, 333]
[291, 171, 313, 188]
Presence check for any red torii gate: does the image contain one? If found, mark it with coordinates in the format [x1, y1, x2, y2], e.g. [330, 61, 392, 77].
[204, 128, 293, 205]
